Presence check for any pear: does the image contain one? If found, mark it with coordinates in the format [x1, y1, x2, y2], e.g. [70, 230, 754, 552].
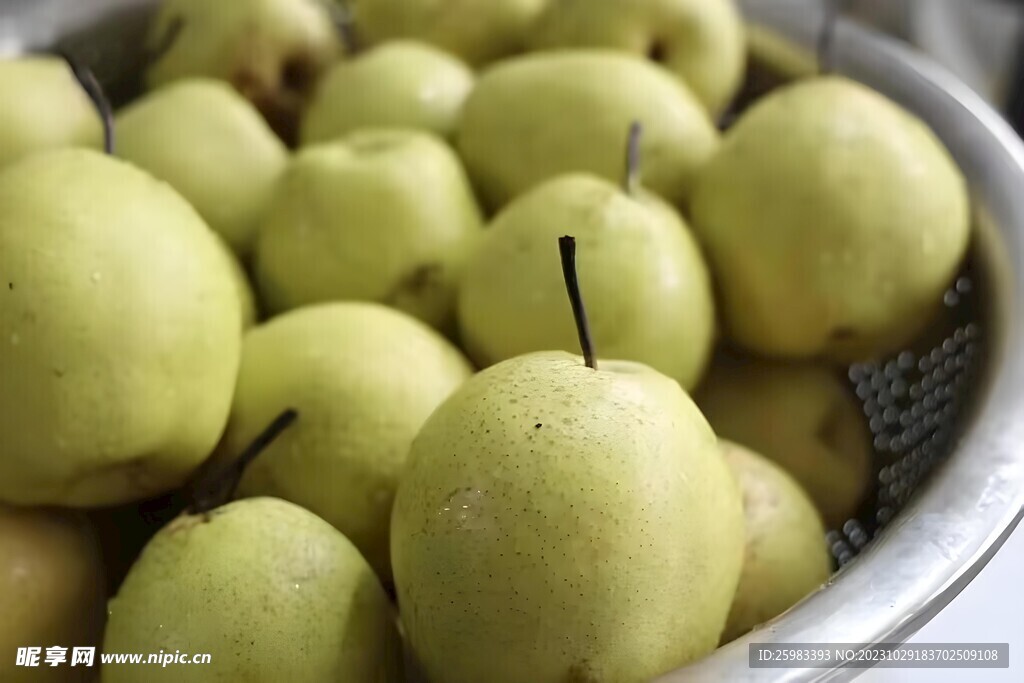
[695, 354, 873, 529]
[102, 497, 402, 682]
[691, 76, 971, 362]
[457, 50, 719, 210]
[0, 504, 105, 683]
[117, 79, 288, 256]
[302, 40, 475, 144]
[719, 440, 832, 643]
[215, 237, 259, 329]
[218, 302, 473, 580]
[0, 149, 241, 506]
[0, 57, 103, 169]
[458, 172, 715, 390]
[350, 0, 548, 66]
[145, 0, 343, 144]
[254, 128, 484, 331]
[529, 0, 746, 115]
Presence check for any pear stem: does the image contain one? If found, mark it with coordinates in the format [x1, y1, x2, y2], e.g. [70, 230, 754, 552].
[817, 0, 843, 75]
[144, 16, 185, 67]
[60, 52, 115, 155]
[559, 236, 597, 370]
[624, 121, 643, 196]
[329, 1, 360, 55]
[188, 408, 299, 515]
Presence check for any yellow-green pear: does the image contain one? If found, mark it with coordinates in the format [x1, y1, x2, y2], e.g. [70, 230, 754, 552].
[392, 351, 744, 683]
[0, 57, 103, 169]
[458, 173, 715, 390]
[691, 76, 971, 362]
[350, 0, 549, 66]
[696, 354, 873, 528]
[102, 497, 402, 682]
[117, 79, 288, 256]
[719, 441, 832, 643]
[302, 41, 475, 144]
[0, 149, 242, 506]
[219, 302, 473, 580]
[145, 0, 343, 143]
[254, 128, 484, 331]
[529, 0, 746, 115]
[457, 50, 719, 210]
[214, 237, 259, 329]
[0, 504, 105, 683]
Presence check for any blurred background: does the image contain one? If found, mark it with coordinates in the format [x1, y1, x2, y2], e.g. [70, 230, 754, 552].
[848, 1, 1024, 681]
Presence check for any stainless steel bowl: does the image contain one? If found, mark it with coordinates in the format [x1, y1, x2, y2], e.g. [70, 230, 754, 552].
[4, 1, 1024, 681]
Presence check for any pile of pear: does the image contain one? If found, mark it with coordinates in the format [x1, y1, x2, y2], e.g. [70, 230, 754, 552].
[0, 0, 971, 681]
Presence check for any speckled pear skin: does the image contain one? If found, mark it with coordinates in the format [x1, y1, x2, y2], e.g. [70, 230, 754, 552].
[302, 41, 475, 144]
[0, 149, 242, 507]
[719, 441, 832, 643]
[102, 498, 402, 682]
[691, 76, 971, 362]
[145, 0, 343, 143]
[351, 0, 549, 66]
[456, 50, 720, 211]
[695, 354, 873, 529]
[392, 351, 745, 683]
[254, 129, 484, 331]
[0, 57, 103, 170]
[219, 302, 473, 580]
[458, 174, 716, 390]
[0, 504, 105, 683]
[529, 0, 746, 115]
[117, 79, 288, 257]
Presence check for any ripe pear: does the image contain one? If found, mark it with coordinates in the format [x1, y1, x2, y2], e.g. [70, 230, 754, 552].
[302, 41, 475, 144]
[145, 0, 343, 143]
[392, 351, 744, 683]
[719, 440, 832, 643]
[218, 302, 473, 580]
[102, 497, 402, 682]
[254, 128, 483, 331]
[215, 237, 259, 329]
[691, 76, 971, 362]
[350, 0, 548, 66]
[0, 504, 105, 683]
[0, 149, 241, 506]
[458, 173, 715, 390]
[529, 0, 746, 115]
[117, 79, 288, 256]
[695, 354, 873, 528]
[457, 50, 719, 210]
[0, 57, 103, 169]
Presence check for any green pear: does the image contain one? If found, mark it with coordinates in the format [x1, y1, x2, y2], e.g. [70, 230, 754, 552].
[145, 0, 344, 143]
[719, 440, 832, 644]
[102, 497, 402, 682]
[695, 354, 873, 529]
[254, 128, 484, 331]
[457, 50, 719, 210]
[529, 0, 746, 115]
[0, 149, 241, 506]
[691, 76, 971, 362]
[302, 40, 475, 144]
[218, 302, 473, 580]
[0, 504, 105, 683]
[458, 173, 715, 390]
[0, 57, 103, 169]
[215, 236, 259, 329]
[351, 0, 548, 66]
[117, 79, 288, 256]
[392, 351, 744, 683]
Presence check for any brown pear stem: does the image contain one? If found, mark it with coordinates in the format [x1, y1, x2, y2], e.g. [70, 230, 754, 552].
[624, 121, 643, 196]
[188, 408, 299, 514]
[817, 0, 844, 75]
[559, 236, 597, 370]
[60, 51, 115, 155]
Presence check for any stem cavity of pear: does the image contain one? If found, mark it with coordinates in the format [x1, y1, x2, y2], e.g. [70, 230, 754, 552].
[188, 408, 299, 515]
[817, 0, 843, 75]
[558, 236, 597, 371]
[624, 121, 643, 196]
[61, 52, 115, 155]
